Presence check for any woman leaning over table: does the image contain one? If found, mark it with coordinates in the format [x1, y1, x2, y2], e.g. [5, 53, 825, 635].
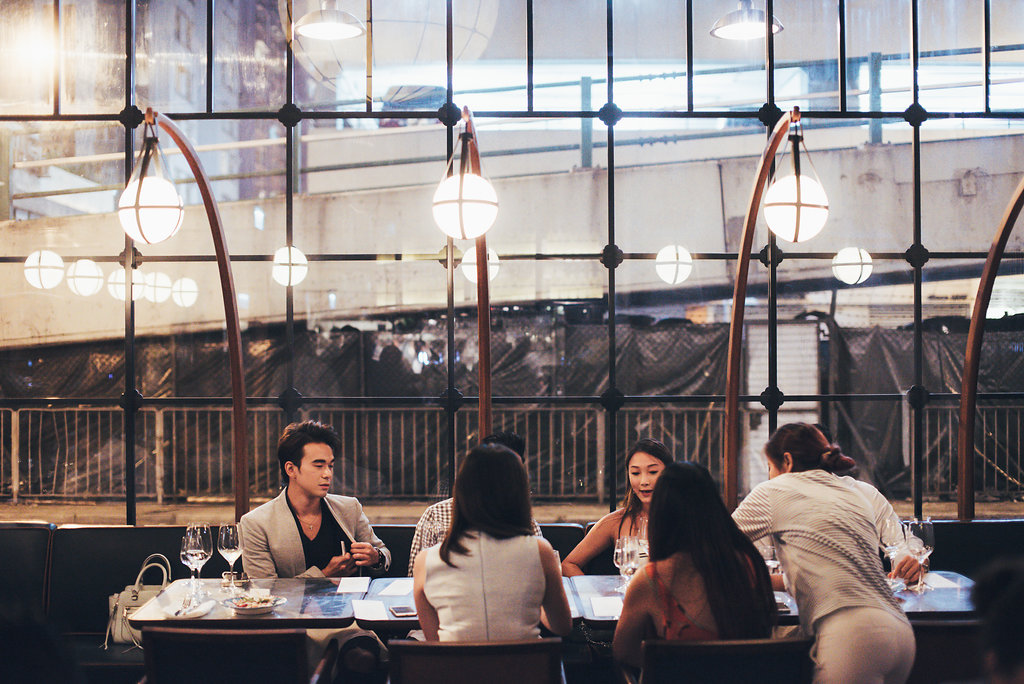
[613, 462, 776, 669]
[732, 423, 915, 684]
[412, 443, 572, 641]
[561, 438, 673, 576]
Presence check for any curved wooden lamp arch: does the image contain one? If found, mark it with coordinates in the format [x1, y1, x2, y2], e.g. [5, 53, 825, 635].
[724, 107, 798, 510]
[149, 109, 249, 521]
[957, 173, 1024, 520]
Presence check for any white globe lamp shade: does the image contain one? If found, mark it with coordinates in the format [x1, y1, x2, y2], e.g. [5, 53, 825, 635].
[832, 247, 873, 285]
[24, 250, 65, 289]
[117, 176, 184, 244]
[294, 0, 365, 40]
[432, 172, 498, 240]
[143, 271, 173, 303]
[763, 174, 829, 243]
[655, 245, 694, 285]
[66, 259, 104, 296]
[461, 247, 500, 284]
[272, 246, 309, 286]
[171, 277, 199, 308]
[107, 268, 145, 301]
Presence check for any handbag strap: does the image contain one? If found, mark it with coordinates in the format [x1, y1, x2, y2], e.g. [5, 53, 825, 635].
[133, 553, 172, 590]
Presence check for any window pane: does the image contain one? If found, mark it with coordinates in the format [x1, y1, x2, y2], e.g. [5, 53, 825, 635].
[919, 0, 984, 113]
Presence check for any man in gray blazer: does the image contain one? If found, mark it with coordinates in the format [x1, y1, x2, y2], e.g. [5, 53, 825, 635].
[240, 419, 390, 578]
[240, 420, 390, 682]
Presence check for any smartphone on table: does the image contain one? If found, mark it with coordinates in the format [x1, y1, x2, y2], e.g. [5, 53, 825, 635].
[390, 605, 416, 618]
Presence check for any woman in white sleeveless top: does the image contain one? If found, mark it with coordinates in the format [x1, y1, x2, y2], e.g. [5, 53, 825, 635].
[412, 444, 572, 641]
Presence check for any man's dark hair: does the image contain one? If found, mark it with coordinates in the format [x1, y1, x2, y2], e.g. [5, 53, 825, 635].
[277, 420, 341, 482]
[482, 430, 526, 460]
[440, 444, 534, 566]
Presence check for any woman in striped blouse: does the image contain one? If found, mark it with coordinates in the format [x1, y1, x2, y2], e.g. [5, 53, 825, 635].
[732, 423, 915, 684]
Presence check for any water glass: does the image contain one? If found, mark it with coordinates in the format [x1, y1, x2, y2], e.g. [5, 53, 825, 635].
[759, 543, 781, 575]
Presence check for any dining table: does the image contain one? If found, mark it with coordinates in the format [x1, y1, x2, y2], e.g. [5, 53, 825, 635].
[569, 571, 976, 630]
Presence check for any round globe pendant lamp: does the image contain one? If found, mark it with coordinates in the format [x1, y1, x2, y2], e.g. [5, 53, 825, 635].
[66, 259, 105, 296]
[433, 109, 498, 241]
[24, 250, 65, 289]
[763, 120, 829, 243]
[117, 119, 184, 244]
[272, 246, 309, 287]
[832, 247, 873, 285]
[655, 245, 694, 285]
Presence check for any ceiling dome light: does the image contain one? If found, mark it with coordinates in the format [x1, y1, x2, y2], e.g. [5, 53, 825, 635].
[655, 245, 694, 285]
[66, 259, 104, 296]
[763, 174, 829, 243]
[461, 246, 500, 283]
[272, 246, 309, 287]
[710, 0, 783, 40]
[143, 271, 173, 303]
[171, 277, 199, 308]
[832, 247, 873, 285]
[107, 268, 145, 301]
[432, 173, 498, 240]
[294, 0, 365, 40]
[24, 250, 65, 289]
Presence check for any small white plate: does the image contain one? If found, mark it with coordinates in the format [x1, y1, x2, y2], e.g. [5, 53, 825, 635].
[222, 596, 287, 615]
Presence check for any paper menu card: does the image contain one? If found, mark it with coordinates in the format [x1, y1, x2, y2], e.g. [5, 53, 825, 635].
[591, 596, 623, 618]
[336, 576, 371, 593]
[352, 600, 388, 621]
[923, 573, 959, 589]
[380, 578, 414, 596]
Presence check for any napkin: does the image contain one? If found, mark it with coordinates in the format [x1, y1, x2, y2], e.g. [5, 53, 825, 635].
[591, 596, 623, 618]
[165, 599, 215, 619]
[352, 599, 388, 621]
[380, 579, 414, 596]
[923, 572, 959, 589]
[337, 576, 371, 593]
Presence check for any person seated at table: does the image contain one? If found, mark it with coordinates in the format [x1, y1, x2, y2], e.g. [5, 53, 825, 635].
[562, 438, 673, 576]
[971, 558, 1024, 684]
[406, 430, 541, 577]
[732, 423, 915, 684]
[239, 420, 390, 683]
[814, 423, 923, 585]
[612, 462, 776, 668]
[412, 443, 572, 641]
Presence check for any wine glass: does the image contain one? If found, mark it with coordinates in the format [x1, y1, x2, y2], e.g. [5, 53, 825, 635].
[180, 533, 203, 608]
[881, 517, 907, 572]
[636, 516, 650, 559]
[218, 524, 242, 593]
[186, 523, 212, 599]
[613, 537, 626, 593]
[905, 518, 934, 591]
[620, 536, 640, 585]
[759, 542, 781, 575]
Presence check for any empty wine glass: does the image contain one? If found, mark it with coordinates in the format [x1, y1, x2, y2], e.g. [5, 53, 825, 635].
[185, 523, 212, 600]
[180, 533, 203, 607]
[218, 524, 242, 594]
[613, 536, 627, 593]
[759, 542, 781, 575]
[881, 517, 907, 572]
[620, 536, 641, 585]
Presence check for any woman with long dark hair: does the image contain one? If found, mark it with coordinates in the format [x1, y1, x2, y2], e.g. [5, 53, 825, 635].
[733, 423, 915, 683]
[613, 462, 776, 667]
[412, 443, 571, 641]
[562, 438, 673, 576]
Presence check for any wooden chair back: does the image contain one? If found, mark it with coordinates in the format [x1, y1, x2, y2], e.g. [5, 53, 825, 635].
[638, 637, 815, 684]
[388, 638, 564, 684]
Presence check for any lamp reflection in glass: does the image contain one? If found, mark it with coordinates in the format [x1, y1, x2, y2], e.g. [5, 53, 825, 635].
[294, 0, 365, 40]
[763, 119, 829, 243]
[171, 277, 199, 308]
[108, 268, 145, 301]
[655, 245, 693, 285]
[272, 246, 309, 286]
[118, 119, 184, 245]
[832, 247, 873, 285]
[710, 0, 783, 40]
[461, 246, 500, 284]
[143, 271, 173, 303]
[66, 259, 105, 296]
[24, 250, 64, 289]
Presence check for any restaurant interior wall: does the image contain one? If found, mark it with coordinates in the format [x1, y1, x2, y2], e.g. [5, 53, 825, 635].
[1, 0, 1023, 523]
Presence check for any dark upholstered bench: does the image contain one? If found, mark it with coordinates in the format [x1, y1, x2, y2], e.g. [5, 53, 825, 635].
[47, 524, 230, 684]
[931, 519, 1024, 578]
[375, 524, 416, 577]
[540, 523, 585, 560]
[0, 521, 55, 615]
[581, 521, 617, 575]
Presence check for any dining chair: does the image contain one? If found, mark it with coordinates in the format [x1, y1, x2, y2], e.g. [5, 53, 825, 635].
[139, 627, 338, 684]
[620, 636, 815, 684]
[387, 637, 565, 684]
